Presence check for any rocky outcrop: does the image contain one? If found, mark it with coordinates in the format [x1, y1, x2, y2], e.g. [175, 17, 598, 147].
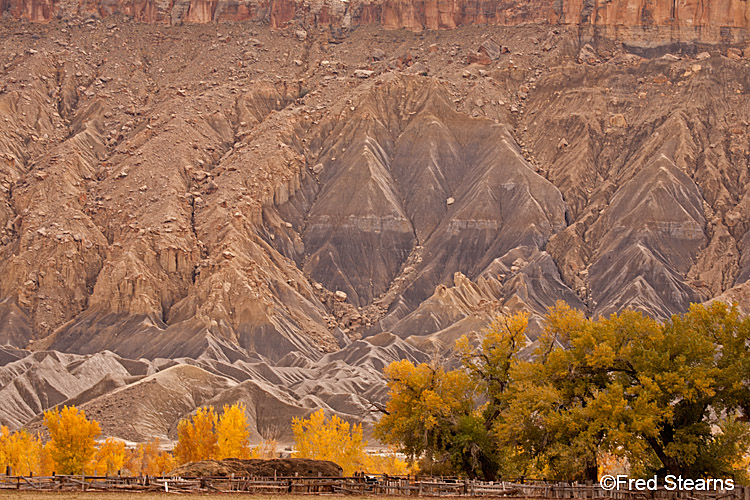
[2, 0, 750, 40]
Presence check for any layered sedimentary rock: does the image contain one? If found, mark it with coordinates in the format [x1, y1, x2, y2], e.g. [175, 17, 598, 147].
[1, 19, 750, 437]
[3, 0, 750, 38]
[14, 331, 427, 440]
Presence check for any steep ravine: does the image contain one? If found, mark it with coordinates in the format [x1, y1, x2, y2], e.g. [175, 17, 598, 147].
[0, 20, 749, 438]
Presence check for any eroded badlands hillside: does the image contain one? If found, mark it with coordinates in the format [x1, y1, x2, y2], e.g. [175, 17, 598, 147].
[1, 15, 749, 440]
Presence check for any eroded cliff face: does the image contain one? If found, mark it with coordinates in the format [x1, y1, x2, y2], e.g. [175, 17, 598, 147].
[1, 18, 750, 438]
[2, 0, 750, 38]
[2, 19, 749, 355]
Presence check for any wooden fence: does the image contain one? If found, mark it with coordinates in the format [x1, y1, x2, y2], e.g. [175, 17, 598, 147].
[0, 474, 748, 498]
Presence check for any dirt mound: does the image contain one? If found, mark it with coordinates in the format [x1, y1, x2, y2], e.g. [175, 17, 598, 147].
[169, 458, 343, 478]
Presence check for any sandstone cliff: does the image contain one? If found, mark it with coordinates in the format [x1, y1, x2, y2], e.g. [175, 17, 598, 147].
[3, 0, 750, 40]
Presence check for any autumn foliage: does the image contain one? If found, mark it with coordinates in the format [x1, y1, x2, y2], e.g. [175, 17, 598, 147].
[17, 303, 747, 483]
[174, 406, 219, 464]
[44, 405, 101, 475]
[292, 409, 408, 476]
[92, 438, 126, 476]
[1, 406, 180, 477]
[216, 403, 252, 459]
[376, 302, 750, 482]
[0, 426, 46, 475]
[173, 403, 260, 465]
[3, 299, 746, 483]
[124, 438, 176, 476]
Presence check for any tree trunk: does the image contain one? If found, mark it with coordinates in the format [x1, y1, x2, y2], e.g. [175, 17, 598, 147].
[644, 435, 681, 476]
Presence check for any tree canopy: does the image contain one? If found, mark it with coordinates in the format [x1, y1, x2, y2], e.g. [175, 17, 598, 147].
[376, 302, 750, 482]
[92, 437, 126, 476]
[43, 405, 101, 475]
[292, 409, 369, 475]
[0, 426, 45, 476]
[216, 403, 252, 459]
[292, 408, 409, 475]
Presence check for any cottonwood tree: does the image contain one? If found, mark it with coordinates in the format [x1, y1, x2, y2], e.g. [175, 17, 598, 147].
[367, 449, 409, 475]
[126, 438, 176, 476]
[0, 426, 44, 475]
[377, 302, 750, 481]
[175, 403, 254, 464]
[153, 449, 177, 475]
[92, 437, 126, 476]
[174, 406, 218, 464]
[374, 358, 487, 478]
[504, 302, 750, 480]
[44, 405, 101, 474]
[375, 313, 530, 480]
[455, 312, 530, 479]
[216, 403, 252, 459]
[292, 409, 368, 475]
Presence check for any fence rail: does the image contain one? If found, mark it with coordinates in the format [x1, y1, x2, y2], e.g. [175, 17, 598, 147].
[0, 474, 748, 498]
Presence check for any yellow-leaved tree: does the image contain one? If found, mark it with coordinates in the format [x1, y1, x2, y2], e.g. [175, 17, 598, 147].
[125, 438, 176, 476]
[39, 443, 55, 476]
[0, 426, 44, 475]
[251, 439, 278, 459]
[44, 406, 101, 474]
[374, 358, 481, 477]
[173, 406, 218, 465]
[44, 406, 101, 475]
[365, 449, 409, 475]
[123, 442, 144, 476]
[0, 428, 6, 473]
[216, 403, 252, 459]
[92, 437, 126, 476]
[292, 409, 368, 475]
[153, 449, 177, 476]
